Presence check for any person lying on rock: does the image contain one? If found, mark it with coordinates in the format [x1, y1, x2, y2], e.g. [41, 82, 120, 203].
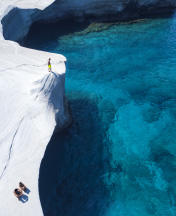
[48, 58, 52, 72]
[19, 182, 27, 192]
[13, 188, 23, 201]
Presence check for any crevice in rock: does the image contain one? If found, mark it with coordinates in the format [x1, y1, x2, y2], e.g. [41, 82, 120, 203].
[0, 63, 48, 73]
[0, 118, 24, 180]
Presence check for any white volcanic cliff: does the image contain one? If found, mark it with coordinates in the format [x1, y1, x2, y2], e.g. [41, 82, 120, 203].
[1, 0, 176, 42]
[0, 1, 71, 216]
[0, 0, 176, 216]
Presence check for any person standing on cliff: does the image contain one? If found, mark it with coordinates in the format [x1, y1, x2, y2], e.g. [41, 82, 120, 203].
[48, 58, 52, 72]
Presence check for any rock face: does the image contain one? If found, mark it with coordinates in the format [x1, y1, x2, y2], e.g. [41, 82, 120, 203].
[0, 1, 71, 216]
[1, 0, 176, 42]
[45, 0, 176, 19]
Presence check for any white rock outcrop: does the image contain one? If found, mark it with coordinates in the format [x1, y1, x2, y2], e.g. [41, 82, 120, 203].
[1, 0, 176, 42]
[0, 1, 71, 216]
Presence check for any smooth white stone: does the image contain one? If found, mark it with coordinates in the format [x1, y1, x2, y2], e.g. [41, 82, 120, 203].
[0, 1, 69, 216]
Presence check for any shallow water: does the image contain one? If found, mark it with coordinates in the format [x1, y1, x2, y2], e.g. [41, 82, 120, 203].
[25, 13, 176, 216]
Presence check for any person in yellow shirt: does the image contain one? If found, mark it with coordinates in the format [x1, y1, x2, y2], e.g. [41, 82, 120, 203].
[48, 58, 52, 72]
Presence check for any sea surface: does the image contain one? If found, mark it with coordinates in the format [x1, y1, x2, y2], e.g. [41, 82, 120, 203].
[24, 12, 176, 216]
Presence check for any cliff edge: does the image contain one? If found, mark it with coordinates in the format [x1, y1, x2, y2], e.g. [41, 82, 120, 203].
[0, 1, 71, 216]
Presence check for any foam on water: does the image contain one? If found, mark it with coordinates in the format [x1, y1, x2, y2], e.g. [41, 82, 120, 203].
[25, 12, 176, 216]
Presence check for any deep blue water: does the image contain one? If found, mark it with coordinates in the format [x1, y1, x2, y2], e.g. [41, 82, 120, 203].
[24, 13, 176, 216]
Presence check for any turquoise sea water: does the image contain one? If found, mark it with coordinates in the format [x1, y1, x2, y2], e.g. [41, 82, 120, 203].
[25, 13, 176, 216]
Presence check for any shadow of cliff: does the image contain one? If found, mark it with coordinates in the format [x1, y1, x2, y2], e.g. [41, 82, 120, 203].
[23, 10, 175, 51]
[39, 95, 110, 216]
[23, 19, 90, 50]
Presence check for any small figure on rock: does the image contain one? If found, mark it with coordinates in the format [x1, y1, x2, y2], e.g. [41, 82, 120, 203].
[19, 182, 27, 192]
[48, 58, 52, 72]
[13, 188, 23, 201]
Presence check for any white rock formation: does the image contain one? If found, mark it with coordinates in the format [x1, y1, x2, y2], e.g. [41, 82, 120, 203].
[1, 0, 176, 42]
[0, 1, 71, 216]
